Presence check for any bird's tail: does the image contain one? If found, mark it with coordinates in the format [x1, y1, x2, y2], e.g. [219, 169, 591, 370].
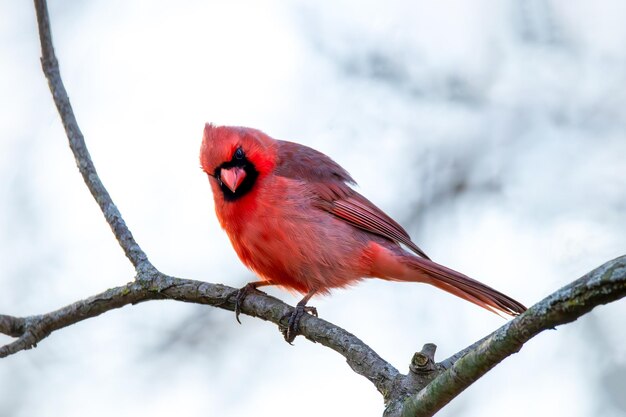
[372, 245, 527, 317]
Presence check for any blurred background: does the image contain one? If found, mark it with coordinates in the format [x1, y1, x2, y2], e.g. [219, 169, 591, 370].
[1, 0, 625, 416]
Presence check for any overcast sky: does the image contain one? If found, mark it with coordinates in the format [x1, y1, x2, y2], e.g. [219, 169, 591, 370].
[1, 1, 625, 416]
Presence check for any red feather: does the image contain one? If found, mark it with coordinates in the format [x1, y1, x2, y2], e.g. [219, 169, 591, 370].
[200, 124, 526, 317]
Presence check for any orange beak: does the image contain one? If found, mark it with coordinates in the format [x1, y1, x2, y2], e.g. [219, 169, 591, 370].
[220, 167, 246, 193]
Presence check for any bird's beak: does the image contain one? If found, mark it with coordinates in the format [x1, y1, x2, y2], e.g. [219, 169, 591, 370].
[220, 167, 246, 193]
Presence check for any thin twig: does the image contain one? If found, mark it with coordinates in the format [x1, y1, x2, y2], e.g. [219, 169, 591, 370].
[33, 0, 154, 276]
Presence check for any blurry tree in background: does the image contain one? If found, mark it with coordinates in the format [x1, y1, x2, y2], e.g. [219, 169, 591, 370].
[1, 1, 625, 417]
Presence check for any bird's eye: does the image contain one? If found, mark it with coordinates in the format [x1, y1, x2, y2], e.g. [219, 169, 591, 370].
[234, 147, 245, 160]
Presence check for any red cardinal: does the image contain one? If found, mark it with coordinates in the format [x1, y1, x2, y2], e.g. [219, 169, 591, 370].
[200, 124, 526, 342]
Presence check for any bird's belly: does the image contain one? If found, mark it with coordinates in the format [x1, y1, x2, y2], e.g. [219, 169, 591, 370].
[229, 211, 370, 294]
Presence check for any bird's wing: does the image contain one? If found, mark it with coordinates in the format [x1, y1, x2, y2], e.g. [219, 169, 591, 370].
[275, 140, 430, 259]
[330, 193, 430, 259]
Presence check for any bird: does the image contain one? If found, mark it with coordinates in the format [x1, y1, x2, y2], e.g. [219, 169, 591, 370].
[200, 124, 526, 342]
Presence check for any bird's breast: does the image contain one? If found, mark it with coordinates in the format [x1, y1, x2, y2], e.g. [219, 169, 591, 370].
[216, 176, 372, 294]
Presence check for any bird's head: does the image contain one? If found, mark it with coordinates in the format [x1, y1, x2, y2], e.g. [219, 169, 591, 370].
[200, 123, 276, 201]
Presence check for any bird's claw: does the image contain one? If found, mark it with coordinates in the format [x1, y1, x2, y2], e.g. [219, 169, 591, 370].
[234, 283, 259, 324]
[281, 305, 318, 344]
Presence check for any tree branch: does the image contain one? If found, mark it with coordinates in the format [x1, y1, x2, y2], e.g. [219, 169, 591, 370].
[399, 254, 626, 417]
[0, 273, 399, 396]
[33, 0, 155, 276]
[2, 2, 620, 417]
[0, 315, 26, 338]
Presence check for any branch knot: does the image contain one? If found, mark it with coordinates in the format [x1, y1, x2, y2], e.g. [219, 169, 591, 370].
[410, 343, 437, 374]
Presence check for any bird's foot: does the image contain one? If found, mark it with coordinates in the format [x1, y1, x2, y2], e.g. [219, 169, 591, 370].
[281, 305, 318, 344]
[234, 283, 264, 324]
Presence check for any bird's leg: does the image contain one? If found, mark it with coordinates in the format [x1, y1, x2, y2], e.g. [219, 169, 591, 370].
[282, 290, 318, 344]
[234, 280, 274, 324]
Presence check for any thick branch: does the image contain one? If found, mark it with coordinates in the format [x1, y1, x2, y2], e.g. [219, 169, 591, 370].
[0, 274, 399, 396]
[33, 0, 154, 275]
[400, 255, 626, 417]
